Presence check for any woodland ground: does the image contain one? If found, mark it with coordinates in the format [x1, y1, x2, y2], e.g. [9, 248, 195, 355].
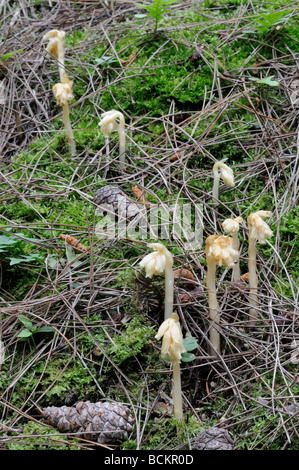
[0, 0, 298, 451]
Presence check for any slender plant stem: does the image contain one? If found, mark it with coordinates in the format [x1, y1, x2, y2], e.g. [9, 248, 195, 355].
[212, 171, 220, 201]
[164, 262, 174, 320]
[172, 360, 183, 422]
[232, 231, 241, 281]
[206, 259, 220, 355]
[62, 104, 76, 156]
[248, 236, 258, 325]
[118, 128, 126, 170]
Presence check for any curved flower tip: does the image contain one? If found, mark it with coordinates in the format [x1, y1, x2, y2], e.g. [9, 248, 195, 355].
[155, 313, 186, 363]
[53, 82, 74, 106]
[43, 29, 66, 59]
[247, 211, 273, 244]
[205, 234, 239, 268]
[140, 242, 172, 278]
[213, 160, 235, 188]
[222, 216, 243, 234]
[99, 110, 125, 137]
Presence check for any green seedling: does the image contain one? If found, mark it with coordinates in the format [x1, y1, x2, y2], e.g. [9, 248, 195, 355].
[255, 10, 293, 33]
[17, 315, 54, 342]
[181, 333, 198, 363]
[135, 0, 178, 34]
[249, 76, 280, 87]
[95, 55, 119, 66]
[0, 233, 44, 266]
[0, 49, 23, 60]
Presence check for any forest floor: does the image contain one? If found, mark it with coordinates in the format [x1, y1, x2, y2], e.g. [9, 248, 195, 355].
[0, 0, 298, 451]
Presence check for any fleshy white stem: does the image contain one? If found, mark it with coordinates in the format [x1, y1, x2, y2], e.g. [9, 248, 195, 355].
[118, 127, 126, 170]
[212, 171, 220, 201]
[155, 313, 185, 427]
[164, 261, 174, 321]
[248, 236, 258, 325]
[62, 103, 76, 156]
[232, 231, 241, 282]
[206, 258, 220, 355]
[44, 30, 76, 156]
[172, 361, 183, 422]
[247, 211, 272, 325]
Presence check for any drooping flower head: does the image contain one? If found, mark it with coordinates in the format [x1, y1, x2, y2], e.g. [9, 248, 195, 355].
[155, 313, 186, 363]
[247, 211, 273, 244]
[213, 159, 235, 188]
[205, 234, 239, 268]
[53, 81, 74, 106]
[99, 110, 125, 137]
[222, 216, 242, 234]
[43, 29, 66, 61]
[140, 242, 173, 278]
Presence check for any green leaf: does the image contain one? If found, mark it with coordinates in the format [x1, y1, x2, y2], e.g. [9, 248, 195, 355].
[249, 76, 280, 87]
[9, 254, 44, 265]
[255, 9, 293, 32]
[95, 56, 118, 66]
[0, 235, 21, 248]
[18, 315, 33, 329]
[181, 352, 196, 362]
[183, 334, 198, 352]
[0, 48, 23, 60]
[37, 326, 55, 333]
[17, 329, 33, 338]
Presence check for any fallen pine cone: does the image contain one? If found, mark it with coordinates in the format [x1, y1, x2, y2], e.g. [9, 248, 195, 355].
[60, 234, 88, 252]
[41, 401, 135, 444]
[193, 426, 234, 450]
[93, 185, 141, 221]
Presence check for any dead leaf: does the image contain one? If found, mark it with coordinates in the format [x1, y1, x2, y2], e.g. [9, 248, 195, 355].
[131, 186, 151, 209]
[169, 151, 182, 162]
[60, 234, 88, 252]
[120, 50, 136, 66]
[241, 272, 249, 281]
[174, 268, 194, 281]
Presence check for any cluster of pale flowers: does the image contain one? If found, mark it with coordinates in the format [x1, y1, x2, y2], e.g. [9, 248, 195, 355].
[99, 110, 125, 138]
[248, 210, 273, 244]
[222, 216, 243, 234]
[155, 313, 186, 364]
[139, 243, 173, 278]
[205, 234, 239, 268]
[43, 29, 66, 61]
[53, 82, 74, 106]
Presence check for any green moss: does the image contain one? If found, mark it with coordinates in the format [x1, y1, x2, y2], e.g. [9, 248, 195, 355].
[6, 421, 80, 450]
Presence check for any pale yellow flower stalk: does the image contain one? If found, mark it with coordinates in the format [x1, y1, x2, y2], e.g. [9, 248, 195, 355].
[222, 216, 243, 281]
[99, 110, 126, 169]
[205, 235, 239, 355]
[43, 29, 67, 83]
[247, 211, 273, 325]
[43, 29, 76, 156]
[140, 243, 174, 320]
[0, 339, 4, 367]
[212, 159, 235, 201]
[52, 80, 76, 155]
[155, 313, 186, 422]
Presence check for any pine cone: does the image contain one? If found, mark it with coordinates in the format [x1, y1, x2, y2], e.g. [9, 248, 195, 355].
[93, 186, 141, 220]
[193, 426, 234, 450]
[41, 401, 135, 444]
